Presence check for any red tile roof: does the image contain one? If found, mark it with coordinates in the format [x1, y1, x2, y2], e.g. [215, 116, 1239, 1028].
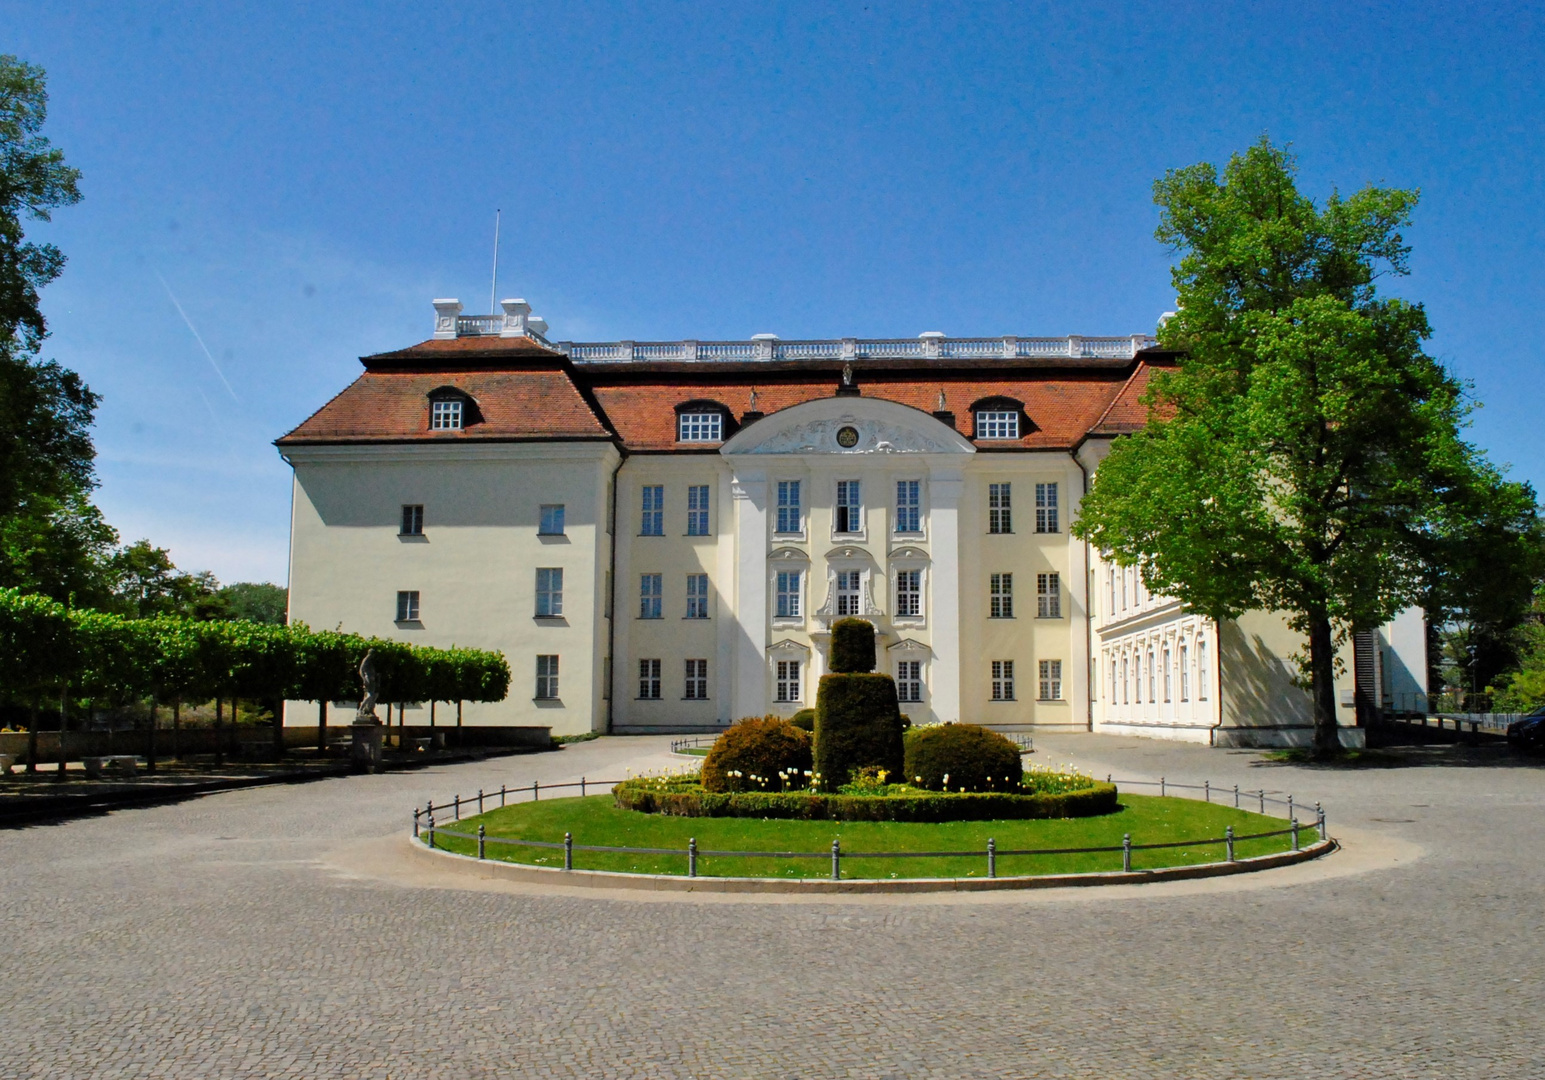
[1086, 356, 1175, 436]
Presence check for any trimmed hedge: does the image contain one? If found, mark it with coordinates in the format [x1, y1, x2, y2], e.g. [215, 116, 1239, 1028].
[904, 724, 1025, 792]
[814, 672, 904, 788]
[830, 617, 876, 673]
[701, 716, 813, 793]
[788, 708, 816, 732]
[613, 777, 1119, 822]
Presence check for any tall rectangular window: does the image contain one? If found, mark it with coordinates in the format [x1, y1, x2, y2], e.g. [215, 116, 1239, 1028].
[638, 659, 661, 700]
[430, 399, 463, 430]
[835, 480, 862, 534]
[776, 660, 801, 703]
[1163, 647, 1173, 701]
[897, 660, 923, 703]
[895, 569, 921, 618]
[400, 504, 424, 536]
[991, 660, 1015, 701]
[1198, 640, 1209, 701]
[895, 480, 921, 533]
[535, 568, 563, 617]
[535, 655, 559, 699]
[684, 659, 708, 700]
[539, 504, 565, 535]
[1121, 655, 1129, 703]
[836, 570, 862, 616]
[989, 573, 1014, 618]
[640, 486, 664, 536]
[1036, 572, 1061, 618]
[1035, 483, 1059, 533]
[1147, 649, 1156, 702]
[776, 571, 801, 618]
[687, 485, 711, 535]
[1039, 660, 1062, 701]
[988, 483, 1012, 534]
[639, 574, 662, 619]
[396, 590, 420, 622]
[1110, 655, 1118, 703]
[686, 573, 710, 618]
[776, 480, 802, 534]
[678, 412, 722, 442]
[1108, 567, 1116, 615]
[1179, 643, 1190, 702]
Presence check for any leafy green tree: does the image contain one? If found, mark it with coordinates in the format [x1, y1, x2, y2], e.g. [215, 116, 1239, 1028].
[106, 540, 213, 617]
[0, 491, 118, 605]
[1073, 138, 1541, 755]
[216, 581, 287, 625]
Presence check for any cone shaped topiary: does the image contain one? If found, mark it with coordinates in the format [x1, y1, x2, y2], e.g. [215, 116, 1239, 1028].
[814, 620, 904, 787]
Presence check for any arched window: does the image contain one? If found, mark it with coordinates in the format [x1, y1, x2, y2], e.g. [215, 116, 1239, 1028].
[1198, 640, 1210, 701]
[674, 400, 734, 443]
[1179, 642, 1190, 702]
[427, 386, 477, 431]
[1163, 647, 1172, 702]
[970, 397, 1028, 440]
[1147, 649, 1156, 702]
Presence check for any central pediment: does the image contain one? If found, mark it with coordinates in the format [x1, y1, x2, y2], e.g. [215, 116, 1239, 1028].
[719, 397, 975, 456]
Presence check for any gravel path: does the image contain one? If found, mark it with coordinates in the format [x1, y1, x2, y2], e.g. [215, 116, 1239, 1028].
[2, 732, 1541, 1079]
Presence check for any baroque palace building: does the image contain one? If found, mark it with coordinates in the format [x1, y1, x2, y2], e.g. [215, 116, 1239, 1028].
[278, 299, 1426, 746]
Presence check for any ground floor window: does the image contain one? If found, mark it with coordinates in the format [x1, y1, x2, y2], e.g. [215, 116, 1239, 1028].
[1039, 659, 1062, 701]
[991, 660, 1015, 701]
[535, 655, 559, 700]
[639, 659, 661, 700]
[1198, 640, 1209, 700]
[897, 660, 923, 703]
[684, 659, 708, 700]
[775, 660, 801, 703]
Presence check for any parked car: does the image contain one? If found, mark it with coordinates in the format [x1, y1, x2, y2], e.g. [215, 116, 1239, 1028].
[1506, 707, 1545, 754]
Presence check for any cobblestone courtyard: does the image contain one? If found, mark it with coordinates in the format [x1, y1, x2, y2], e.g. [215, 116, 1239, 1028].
[2, 733, 1541, 1079]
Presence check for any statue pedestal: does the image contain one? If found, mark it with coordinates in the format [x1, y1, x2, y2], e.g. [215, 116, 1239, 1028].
[351, 719, 384, 773]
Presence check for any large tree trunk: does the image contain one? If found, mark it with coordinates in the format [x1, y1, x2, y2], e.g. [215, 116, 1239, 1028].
[56, 685, 68, 781]
[214, 697, 224, 767]
[1308, 612, 1340, 757]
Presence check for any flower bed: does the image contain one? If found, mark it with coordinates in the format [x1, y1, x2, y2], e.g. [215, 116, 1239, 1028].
[613, 770, 1117, 822]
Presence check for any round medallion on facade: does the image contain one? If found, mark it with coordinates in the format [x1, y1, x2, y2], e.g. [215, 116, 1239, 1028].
[836, 425, 860, 448]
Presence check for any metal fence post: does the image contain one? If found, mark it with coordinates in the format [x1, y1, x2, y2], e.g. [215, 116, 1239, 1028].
[1258, 789, 1265, 814]
[988, 838, 997, 879]
[1204, 780, 1210, 803]
[1160, 776, 1166, 798]
[688, 837, 697, 878]
[1122, 833, 1132, 873]
[1287, 794, 1294, 824]
[1225, 825, 1235, 863]
[1233, 784, 1239, 809]
[1292, 819, 1300, 852]
[1317, 802, 1326, 842]
[565, 832, 574, 871]
[478, 788, 484, 814]
[477, 824, 486, 860]
[413, 808, 420, 838]
[581, 776, 586, 797]
[533, 780, 540, 802]
[500, 783, 507, 807]
[831, 839, 841, 881]
[427, 813, 435, 850]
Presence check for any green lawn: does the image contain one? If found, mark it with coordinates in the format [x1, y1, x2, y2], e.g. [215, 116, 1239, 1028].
[676, 747, 710, 756]
[427, 793, 1310, 879]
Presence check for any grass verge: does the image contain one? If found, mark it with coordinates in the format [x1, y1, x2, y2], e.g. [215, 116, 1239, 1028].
[427, 793, 1307, 879]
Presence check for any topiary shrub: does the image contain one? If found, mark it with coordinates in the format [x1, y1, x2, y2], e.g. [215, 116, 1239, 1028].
[701, 715, 812, 793]
[904, 724, 1025, 793]
[814, 673, 904, 788]
[830, 618, 876, 673]
[789, 708, 816, 732]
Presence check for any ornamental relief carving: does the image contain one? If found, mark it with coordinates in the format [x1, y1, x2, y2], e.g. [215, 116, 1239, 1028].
[744, 417, 952, 455]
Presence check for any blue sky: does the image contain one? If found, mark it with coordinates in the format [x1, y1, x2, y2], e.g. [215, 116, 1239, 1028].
[8, 1, 1543, 584]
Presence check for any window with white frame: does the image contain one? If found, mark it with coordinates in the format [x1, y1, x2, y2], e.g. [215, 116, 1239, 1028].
[1108, 567, 1116, 615]
[539, 504, 565, 535]
[687, 485, 710, 535]
[895, 480, 921, 533]
[430, 398, 463, 430]
[1121, 655, 1129, 703]
[684, 659, 708, 700]
[776, 659, 801, 703]
[639, 574, 662, 619]
[1039, 660, 1062, 701]
[396, 590, 420, 622]
[535, 568, 563, 617]
[989, 572, 1013, 618]
[975, 410, 1019, 440]
[988, 483, 1012, 534]
[535, 655, 559, 699]
[1035, 482, 1059, 533]
[1179, 643, 1190, 702]
[776, 480, 802, 534]
[401, 504, 424, 536]
[1163, 646, 1172, 701]
[1133, 652, 1141, 703]
[991, 660, 1015, 701]
[836, 570, 862, 616]
[1147, 648, 1156, 702]
[640, 486, 664, 536]
[1198, 640, 1209, 701]
[678, 412, 722, 442]
[1036, 572, 1061, 618]
[776, 570, 801, 619]
[1110, 654, 1118, 703]
[835, 480, 862, 534]
[686, 573, 710, 618]
[895, 569, 921, 618]
[896, 660, 923, 703]
[638, 659, 661, 700]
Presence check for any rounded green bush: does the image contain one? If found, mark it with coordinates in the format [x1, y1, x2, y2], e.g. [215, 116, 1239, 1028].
[701, 716, 813, 793]
[789, 708, 816, 732]
[830, 618, 876, 673]
[903, 723, 1025, 793]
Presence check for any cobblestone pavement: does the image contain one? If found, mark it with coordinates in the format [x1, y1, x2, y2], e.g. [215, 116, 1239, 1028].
[2, 733, 1542, 1079]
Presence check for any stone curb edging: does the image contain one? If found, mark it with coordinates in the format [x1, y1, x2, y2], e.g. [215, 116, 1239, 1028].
[406, 832, 1338, 894]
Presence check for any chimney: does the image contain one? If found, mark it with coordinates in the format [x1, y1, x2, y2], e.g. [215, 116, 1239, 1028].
[499, 298, 532, 338]
[432, 299, 462, 339]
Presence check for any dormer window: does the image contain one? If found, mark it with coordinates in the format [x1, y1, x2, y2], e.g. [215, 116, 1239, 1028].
[975, 410, 1019, 440]
[678, 412, 723, 442]
[431, 399, 463, 431]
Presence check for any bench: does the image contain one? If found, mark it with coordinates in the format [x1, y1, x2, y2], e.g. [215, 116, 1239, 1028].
[0, 753, 15, 776]
[83, 755, 139, 781]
